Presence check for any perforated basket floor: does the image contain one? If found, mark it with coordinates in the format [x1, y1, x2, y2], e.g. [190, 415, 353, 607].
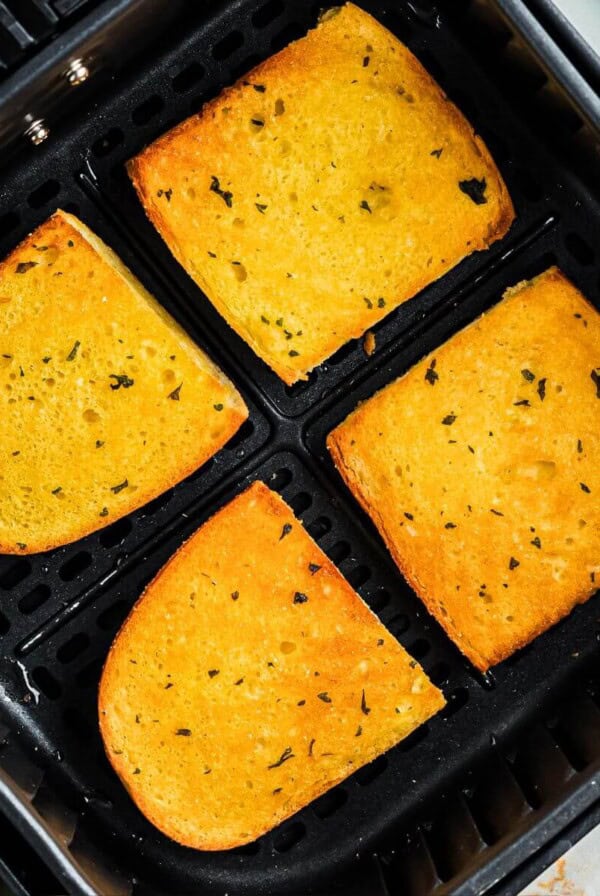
[0, 1, 599, 895]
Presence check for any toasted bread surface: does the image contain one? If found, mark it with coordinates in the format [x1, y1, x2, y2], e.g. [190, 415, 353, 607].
[98, 481, 444, 849]
[328, 268, 600, 671]
[128, 2, 514, 384]
[0, 210, 247, 553]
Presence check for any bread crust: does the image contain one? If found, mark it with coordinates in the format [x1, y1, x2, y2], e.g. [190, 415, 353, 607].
[99, 481, 444, 849]
[328, 268, 600, 671]
[128, 2, 515, 384]
[0, 210, 247, 553]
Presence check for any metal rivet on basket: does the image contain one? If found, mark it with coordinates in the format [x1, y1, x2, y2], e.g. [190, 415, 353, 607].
[66, 58, 90, 87]
[23, 118, 50, 146]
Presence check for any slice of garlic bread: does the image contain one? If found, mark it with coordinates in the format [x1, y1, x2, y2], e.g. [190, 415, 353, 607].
[328, 268, 600, 671]
[128, 2, 514, 384]
[0, 210, 247, 553]
[99, 481, 444, 849]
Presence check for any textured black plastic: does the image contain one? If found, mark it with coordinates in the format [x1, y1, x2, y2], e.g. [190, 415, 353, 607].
[0, 1, 599, 894]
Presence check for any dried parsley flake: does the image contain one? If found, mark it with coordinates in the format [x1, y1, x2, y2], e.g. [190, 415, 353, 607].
[459, 177, 487, 205]
[280, 523, 292, 540]
[537, 378, 547, 401]
[109, 374, 134, 390]
[66, 340, 81, 361]
[425, 359, 438, 385]
[210, 175, 233, 208]
[268, 746, 294, 769]
[361, 689, 371, 715]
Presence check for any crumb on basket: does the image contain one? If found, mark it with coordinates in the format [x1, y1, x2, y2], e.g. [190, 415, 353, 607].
[363, 330, 376, 356]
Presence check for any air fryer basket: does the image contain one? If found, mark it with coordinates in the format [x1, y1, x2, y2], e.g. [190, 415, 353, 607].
[0, 1, 599, 894]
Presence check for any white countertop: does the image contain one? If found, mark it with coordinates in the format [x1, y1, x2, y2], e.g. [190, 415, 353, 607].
[544, 0, 600, 56]
[520, 826, 600, 894]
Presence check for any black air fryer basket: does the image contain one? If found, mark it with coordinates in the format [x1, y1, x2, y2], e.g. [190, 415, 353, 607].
[0, 1, 599, 894]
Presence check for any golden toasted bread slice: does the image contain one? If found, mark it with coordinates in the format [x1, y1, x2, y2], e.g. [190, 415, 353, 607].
[0, 210, 247, 554]
[99, 481, 444, 849]
[128, 2, 514, 385]
[328, 268, 600, 671]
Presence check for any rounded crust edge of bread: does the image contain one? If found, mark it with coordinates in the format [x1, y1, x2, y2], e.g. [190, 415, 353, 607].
[0, 210, 249, 555]
[98, 714, 439, 850]
[98, 480, 445, 849]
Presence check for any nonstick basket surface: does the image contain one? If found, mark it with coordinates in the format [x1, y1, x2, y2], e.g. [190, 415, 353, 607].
[0, 1, 599, 894]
